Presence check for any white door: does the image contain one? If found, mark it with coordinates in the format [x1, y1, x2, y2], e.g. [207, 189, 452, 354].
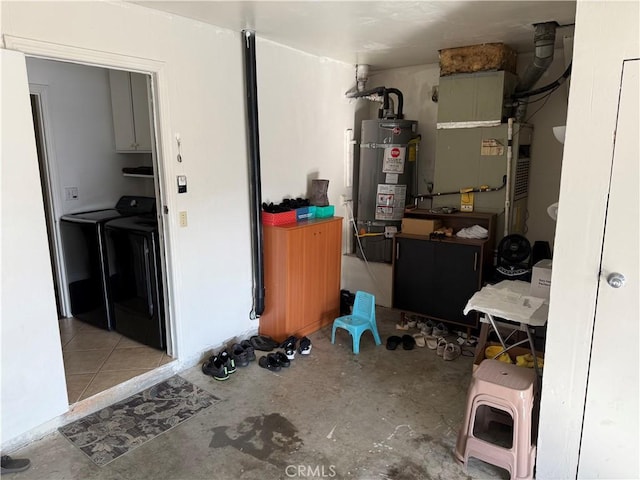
[578, 59, 639, 479]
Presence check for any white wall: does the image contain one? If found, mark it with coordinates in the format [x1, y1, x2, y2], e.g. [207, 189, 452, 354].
[515, 49, 568, 250]
[26, 58, 151, 214]
[257, 41, 354, 207]
[1, 49, 69, 444]
[0, 1, 356, 446]
[536, 1, 640, 477]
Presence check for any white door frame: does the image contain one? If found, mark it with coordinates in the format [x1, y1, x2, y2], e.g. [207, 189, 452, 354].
[3, 35, 178, 357]
[28, 84, 71, 317]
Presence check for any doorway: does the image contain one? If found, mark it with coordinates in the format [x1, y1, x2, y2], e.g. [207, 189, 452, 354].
[27, 57, 173, 404]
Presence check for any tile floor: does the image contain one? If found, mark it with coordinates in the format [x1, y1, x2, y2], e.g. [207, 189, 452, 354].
[59, 318, 173, 404]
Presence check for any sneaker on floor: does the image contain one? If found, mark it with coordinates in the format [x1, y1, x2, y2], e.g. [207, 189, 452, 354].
[219, 349, 236, 374]
[298, 336, 312, 355]
[240, 339, 256, 362]
[231, 343, 250, 367]
[432, 322, 448, 336]
[1, 456, 31, 474]
[280, 336, 298, 359]
[443, 343, 461, 361]
[202, 356, 229, 381]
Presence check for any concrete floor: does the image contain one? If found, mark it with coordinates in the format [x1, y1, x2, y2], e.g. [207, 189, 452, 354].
[7, 307, 508, 480]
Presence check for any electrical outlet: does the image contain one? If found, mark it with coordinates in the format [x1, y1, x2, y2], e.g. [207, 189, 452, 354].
[179, 211, 188, 227]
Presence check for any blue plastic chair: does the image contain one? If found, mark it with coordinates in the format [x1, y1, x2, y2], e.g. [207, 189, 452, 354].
[331, 291, 381, 354]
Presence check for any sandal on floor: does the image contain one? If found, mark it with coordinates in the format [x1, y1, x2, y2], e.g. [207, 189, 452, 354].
[412, 333, 426, 348]
[425, 335, 439, 350]
[443, 343, 462, 361]
[272, 351, 290, 368]
[1, 456, 31, 474]
[436, 337, 448, 356]
[258, 354, 282, 371]
[250, 335, 279, 352]
[402, 334, 416, 350]
[386, 335, 402, 350]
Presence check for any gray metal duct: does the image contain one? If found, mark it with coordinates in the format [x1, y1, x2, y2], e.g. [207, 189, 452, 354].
[514, 21, 558, 121]
[516, 22, 558, 93]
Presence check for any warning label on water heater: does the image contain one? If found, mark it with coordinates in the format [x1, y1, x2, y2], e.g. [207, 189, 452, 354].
[382, 147, 406, 174]
[375, 184, 407, 221]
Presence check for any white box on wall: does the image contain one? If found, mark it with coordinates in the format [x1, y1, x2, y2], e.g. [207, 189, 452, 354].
[530, 259, 552, 300]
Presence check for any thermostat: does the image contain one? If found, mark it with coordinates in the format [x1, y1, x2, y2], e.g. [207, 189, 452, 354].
[177, 175, 187, 194]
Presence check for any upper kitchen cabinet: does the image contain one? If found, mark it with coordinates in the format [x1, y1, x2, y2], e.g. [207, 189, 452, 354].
[108, 70, 152, 153]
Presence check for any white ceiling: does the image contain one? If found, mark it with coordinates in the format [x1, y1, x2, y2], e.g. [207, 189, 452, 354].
[133, 1, 576, 71]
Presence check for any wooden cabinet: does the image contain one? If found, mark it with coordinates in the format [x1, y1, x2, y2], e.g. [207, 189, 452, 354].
[108, 70, 152, 152]
[260, 217, 342, 342]
[392, 211, 495, 330]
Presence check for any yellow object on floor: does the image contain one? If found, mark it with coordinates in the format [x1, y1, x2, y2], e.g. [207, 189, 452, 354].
[485, 346, 512, 364]
[515, 353, 544, 369]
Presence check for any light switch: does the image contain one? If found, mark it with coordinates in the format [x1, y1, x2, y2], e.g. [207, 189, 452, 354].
[65, 187, 79, 201]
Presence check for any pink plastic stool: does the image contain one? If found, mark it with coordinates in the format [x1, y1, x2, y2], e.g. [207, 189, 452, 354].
[455, 359, 538, 480]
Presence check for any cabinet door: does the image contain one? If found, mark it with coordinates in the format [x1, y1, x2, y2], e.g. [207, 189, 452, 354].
[130, 73, 152, 152]
[393, 237, 434, 314]
[108, 70, 151, 152]
[431, 242, 481, 326]
[393, 237, 481, 327]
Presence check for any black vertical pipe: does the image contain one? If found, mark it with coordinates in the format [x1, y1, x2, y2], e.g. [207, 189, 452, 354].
[242, 30, 265, 317]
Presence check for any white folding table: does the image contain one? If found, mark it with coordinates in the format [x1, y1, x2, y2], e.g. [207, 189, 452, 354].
[464, 280, 548, 378]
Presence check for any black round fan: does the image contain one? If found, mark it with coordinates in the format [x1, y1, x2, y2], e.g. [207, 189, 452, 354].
[497, 234, 531, 264]
[495, 234, 532, 280]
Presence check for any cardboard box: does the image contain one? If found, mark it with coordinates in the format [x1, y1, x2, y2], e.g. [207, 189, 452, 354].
[401, 218, 442, 236]
[530, 259, 552, 300]
[473, 341, 544, 372]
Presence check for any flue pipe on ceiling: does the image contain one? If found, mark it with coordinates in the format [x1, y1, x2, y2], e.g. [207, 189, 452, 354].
[242, 29, 265, 318]
[345, 86, 404, 119]
[356, 64, 370, 92]
[515, 21, 559, 94]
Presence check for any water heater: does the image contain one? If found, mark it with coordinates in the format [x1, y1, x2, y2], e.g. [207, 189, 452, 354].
[356, 119, 418, 263]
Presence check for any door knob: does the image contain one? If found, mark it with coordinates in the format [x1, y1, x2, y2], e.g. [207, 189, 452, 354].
[607, 272, 626, 288]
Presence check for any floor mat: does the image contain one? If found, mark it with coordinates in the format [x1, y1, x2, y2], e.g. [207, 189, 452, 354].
[59, 375, 218, 466]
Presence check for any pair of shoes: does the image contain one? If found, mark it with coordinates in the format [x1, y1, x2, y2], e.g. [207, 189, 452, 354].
[420, 320, 436, 336]
[258, 352, 290, 371]
[250, 335, 280, 352]
[443, 343, 462, 361]
[231, 340, 256, 367]
[202, 350, 235, 381]
[1, 455, 31, 474]
[387, 335, 417, 350]
[298, 337, 312, 355]
[280, 336, 298, 359]
[432, 322, 448, 336]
